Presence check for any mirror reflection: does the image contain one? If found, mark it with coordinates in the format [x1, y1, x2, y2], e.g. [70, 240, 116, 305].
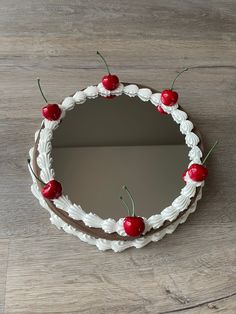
[52, 92, 188, 219]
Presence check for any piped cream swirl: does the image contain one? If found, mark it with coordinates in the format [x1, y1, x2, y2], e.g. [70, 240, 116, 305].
[181, 183, 196, 198]
[172, 195, 191, 212]
[185, 132, 200, 147]
[83, 86, 98, 99]
[137, 88, 152, 101]
[123, 84, 139, 97]
[73, 91, 86, 104]
[188, 146, 203, 161]
[180, 120, 194, 134]
[172, 109, 188, 124]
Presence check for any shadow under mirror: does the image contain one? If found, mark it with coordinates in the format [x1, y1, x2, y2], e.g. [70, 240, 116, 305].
[52, 92, 189, 220]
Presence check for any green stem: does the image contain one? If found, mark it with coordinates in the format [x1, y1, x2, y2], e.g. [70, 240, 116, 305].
[120, 196, 131, 216]
[37, 78, 48, 103]
[97, 51, 111, 75]
[27, 159, 45, 185]
[170, 68, 189, 90]
[123, 185, 135, 216]
[202, 140, 219, 164]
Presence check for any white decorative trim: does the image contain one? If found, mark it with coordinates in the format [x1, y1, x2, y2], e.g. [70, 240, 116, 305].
[29, 160, 202, 252]
[29, 82, 204, 251]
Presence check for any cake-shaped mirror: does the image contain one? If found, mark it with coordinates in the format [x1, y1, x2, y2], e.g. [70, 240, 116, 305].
[29, 55, 215, 252]
[52, 92, 189, 220]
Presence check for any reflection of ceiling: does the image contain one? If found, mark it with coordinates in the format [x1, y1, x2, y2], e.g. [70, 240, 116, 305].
[53, 94, 185, 147]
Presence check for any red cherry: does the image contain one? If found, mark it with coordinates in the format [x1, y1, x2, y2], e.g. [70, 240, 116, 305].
[123, 216, 145, 237]
[37, 79, 61, 120]
[102, 74, 119, 91]
[161, 89, 178, 106]
[41, 180, 62, 199]
[97, 51, 119, 91]
[188, 164, 208, 182]
[42, 104, 61, 121]
[156, 105, 167, 115]
[182, 169, 187, 182]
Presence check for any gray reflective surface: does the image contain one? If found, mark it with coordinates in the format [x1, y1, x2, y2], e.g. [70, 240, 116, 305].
[52, 94, 188, 219]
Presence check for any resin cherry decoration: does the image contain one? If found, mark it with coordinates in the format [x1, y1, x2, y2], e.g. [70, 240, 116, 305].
[120, 186, 145, 237]
[97, 51, 119, 91]
[123, 216, 145, 237]
[37, 79, 61, 121]
[183, 140, 218, 182]
[161, 90, 178, 106]
[188, 164, 208, 182]
[161, 68, 189, 106]
[42, 104, 61, 121]
[28, 159, 62, 199]
[41, 180, 62, 199]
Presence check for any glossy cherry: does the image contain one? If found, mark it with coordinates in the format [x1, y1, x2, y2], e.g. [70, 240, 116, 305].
[188, 164, 208, 182]
[161, 89, 178, 106]
[102, 75, 119, 90]
[123, 216, 145, 237]
[41, 180, 62, 199]
[97, 51, 119, 91]
[28, 159, 62, 200]
[42, 104, 61, 121]
[120, 185, 145, 237]
[156, 105, 167, 115]
[182, 140, 218, 182]
[161, 68, 189, 106]
[37, 78, 61, 121]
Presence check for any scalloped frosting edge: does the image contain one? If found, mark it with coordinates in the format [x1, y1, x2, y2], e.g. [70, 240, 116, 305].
[29, 153, 203, 252]
[29, 83, 205, 246]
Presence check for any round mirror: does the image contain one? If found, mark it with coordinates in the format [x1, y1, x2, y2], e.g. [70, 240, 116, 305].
[52, 89, 188, 220]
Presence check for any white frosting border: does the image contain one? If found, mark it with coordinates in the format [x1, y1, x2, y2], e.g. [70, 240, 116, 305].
[29, 83, 204, 251]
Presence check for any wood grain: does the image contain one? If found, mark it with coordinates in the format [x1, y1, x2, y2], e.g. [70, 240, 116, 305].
[0, 0, 236, 313]
[0, 240, 9, 314]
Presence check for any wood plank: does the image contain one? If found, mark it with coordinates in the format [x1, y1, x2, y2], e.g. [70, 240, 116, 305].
[0, 0, 235, 40]
[159, 294, 236, 314]
[4, 225, 236, 313]
[0, 240, 9, 314]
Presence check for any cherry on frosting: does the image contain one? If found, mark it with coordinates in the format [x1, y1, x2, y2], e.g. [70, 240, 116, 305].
[37, 78, 61, 121]
[161, 90, 178, 106]
[42, 104, 61, 121]
[182, 140, 218, 182]
[97, 51, 119, 91]
[27, 159, 62, 199]
[161, 68, 189, 106]
[188, 164, 208, 182]
[120, 185, 145, 237]
[123, 216, 145, 237]
[41, 180, 62, 199]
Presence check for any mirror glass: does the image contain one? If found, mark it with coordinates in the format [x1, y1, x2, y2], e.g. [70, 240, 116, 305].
[52, 91, 188, 220]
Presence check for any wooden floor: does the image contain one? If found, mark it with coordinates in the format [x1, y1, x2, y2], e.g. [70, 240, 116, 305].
[0, 1, 236, 313]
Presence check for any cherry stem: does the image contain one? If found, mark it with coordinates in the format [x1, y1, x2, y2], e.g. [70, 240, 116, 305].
[37, 78, 48, 104]
[202, 140, 219, 164]
[120, 196, 131, 216]
[122, 185, 135, 217]
[27, 159, 46, 185]
[97, 51, 111, 75]
[170, 67, 189, 90]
